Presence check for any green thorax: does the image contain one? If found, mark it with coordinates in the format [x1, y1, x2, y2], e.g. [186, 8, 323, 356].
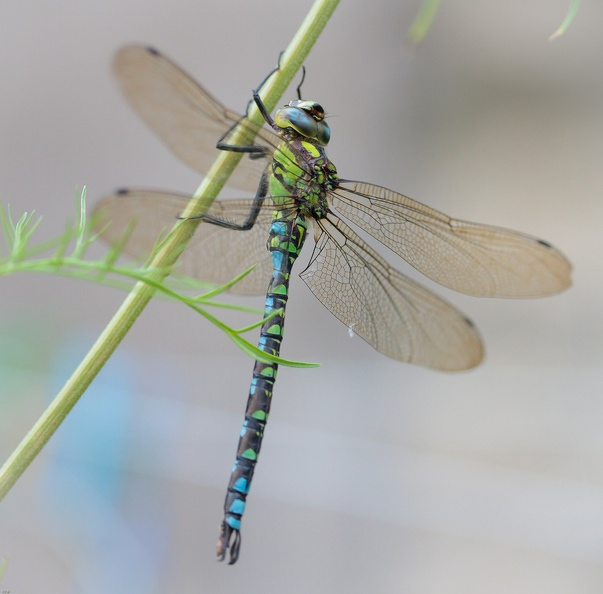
[268, 100, 339, 220]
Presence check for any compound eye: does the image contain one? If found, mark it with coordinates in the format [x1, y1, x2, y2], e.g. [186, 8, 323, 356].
[315, 120, 331, 145]
[274, 105, 318, 139]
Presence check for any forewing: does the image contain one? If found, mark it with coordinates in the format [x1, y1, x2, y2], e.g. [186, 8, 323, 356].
[332, 181, 571, 297]
[93, 190, 274, 295]
[300, 215, 483, 371]
[114, 45, 280, 191]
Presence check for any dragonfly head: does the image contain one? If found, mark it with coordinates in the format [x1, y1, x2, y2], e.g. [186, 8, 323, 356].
[274, 100, 331, 145]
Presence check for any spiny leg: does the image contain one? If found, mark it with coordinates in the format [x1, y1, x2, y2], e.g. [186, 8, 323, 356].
[189, 171, 269, 231]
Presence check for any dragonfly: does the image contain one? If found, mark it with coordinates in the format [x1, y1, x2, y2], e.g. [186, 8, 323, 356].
[93, 46, 572, 564]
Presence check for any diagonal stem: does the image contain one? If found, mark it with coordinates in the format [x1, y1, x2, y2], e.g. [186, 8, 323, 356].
[0, 0, 339, 500]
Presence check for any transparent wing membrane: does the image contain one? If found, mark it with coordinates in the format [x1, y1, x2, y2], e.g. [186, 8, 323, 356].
[96, 45, 572, 370]
[113, 46, 279, 191]
[302, 215, 483, 370]
[94, 190, 274, 295]
[333, 180, 571, 298]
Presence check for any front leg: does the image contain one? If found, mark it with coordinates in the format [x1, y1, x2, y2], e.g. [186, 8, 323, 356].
[215, 115, 271, 157]
[183, 171, 269, 231]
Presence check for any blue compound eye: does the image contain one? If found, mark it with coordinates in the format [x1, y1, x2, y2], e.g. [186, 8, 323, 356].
[315, 120, 330, 145]
[275, 105, 318, 138]
[274, 101, 331, 145]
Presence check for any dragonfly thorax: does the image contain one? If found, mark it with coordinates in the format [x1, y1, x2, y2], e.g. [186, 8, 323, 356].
[274, 100, 331, 146]
[269, 135, 337, 220]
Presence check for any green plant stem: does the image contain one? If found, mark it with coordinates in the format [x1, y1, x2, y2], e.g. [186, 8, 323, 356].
[0, 0, 339, 501]
[407, 0, 441, 44]
[549, 0, 580, 41]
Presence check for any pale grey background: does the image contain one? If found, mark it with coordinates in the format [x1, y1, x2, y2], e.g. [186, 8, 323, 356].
[1, 1, 601, 593]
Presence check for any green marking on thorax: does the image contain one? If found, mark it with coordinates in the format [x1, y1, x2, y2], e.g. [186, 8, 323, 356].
[301, 140, 320, 158]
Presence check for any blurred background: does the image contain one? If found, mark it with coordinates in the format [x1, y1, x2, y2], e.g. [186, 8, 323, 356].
[1, 1, 602, 592]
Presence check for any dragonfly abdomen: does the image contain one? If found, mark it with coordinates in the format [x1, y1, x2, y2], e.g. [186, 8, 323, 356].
[217, 214, 307, 564]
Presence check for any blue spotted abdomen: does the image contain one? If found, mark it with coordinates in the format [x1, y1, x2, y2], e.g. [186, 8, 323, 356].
[217, 214, 307, 563]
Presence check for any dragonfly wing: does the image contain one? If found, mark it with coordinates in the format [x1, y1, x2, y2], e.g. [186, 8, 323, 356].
[114, 46, 280, 192]
[93, 190, 274, 295]
[332, 181, 571, 297]
[300, 215, 483, 371]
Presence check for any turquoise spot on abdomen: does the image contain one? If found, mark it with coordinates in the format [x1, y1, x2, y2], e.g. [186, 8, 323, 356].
[229, 499, 246, 515]
[233, 477, 250, 494]
[227, 516, 242, 530]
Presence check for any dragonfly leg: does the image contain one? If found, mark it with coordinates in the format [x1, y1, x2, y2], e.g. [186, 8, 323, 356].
[217, 53, 302, 153]
[252, 90, 277, 131]
[215, 93, 272, 155]
[215, 134, 268, 155]
[187, 172, 269, 230]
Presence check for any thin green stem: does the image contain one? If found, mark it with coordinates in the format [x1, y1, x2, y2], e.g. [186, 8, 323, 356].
[407, 0, 441, 44]
[0, 0, 339, 500]
[549, 0, 580, 41]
